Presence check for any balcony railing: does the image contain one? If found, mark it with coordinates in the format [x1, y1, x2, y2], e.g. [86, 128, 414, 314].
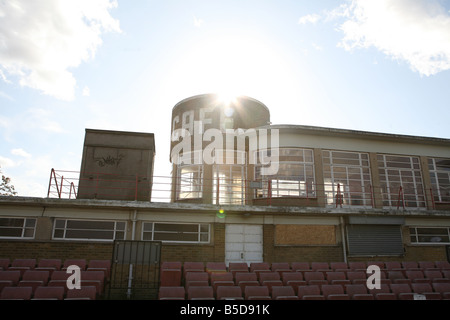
[46, 169, 444, 210]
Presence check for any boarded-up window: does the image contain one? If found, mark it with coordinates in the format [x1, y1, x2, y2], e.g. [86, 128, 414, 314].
[347, 225, 403, 256]
[275, 225, 336, 245]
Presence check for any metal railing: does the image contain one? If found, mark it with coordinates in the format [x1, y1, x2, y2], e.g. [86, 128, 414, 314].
[47, 168, 443, 210]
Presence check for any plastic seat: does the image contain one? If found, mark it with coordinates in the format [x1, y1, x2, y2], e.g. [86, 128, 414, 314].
[402, 261, 420, 271]
[158, 286, 186, 300]
[304, 271, 327, 286]
[87, 260, 111, 279]
[348, 262, 366, 272]
[185, 272, 209, 289]
[258, 272, 280, 284]
[405, 270, 430, 284]
[411, 283, 441, 300]
[183, 262, 205, 277]
[345, 284, 374, 300]
[32, 286, 65, 300]
[291, 262, 310, 273]
[187, 286, 214, 300]
[206, 262, 227, 274]
[390, 283, 414, 300]
[228, 263, 248, 278]
[271, 263, 291, 275]
[347, 271, 367, 285]
[235, 272, 259, 291]
[330, 262, 350, 272]
[0, 286, 32, 300]
[160, 268, 182, 286]
[80, 270, 105, 295]
[271, 286, 299, 300]
[9, 259, 36, 275]
[321, 284, 349, 300]
[35, 259, 61, 276]
[216, 286, 243, 300]
[281, 272, 305, 294]
[326, 271, 350, 286]
[387, 271, 411, 284]
[211, 272, 234, 293]
[424, 270, 449, 283]
[384, 262, 403, 271]
[0, 270, 21, 286]
[435, 261, 450, 271]
[245, 286, 271, 300]
[370, 284, 396, 300]
[249, 263, 271, 277]
[65, 286, 97, 300]
[432, 283, 450, 299]
[161, 261, 182, 270]
[0, 259, 10, 271]
[311, 262, 330, 272]
[298, 285, 324, 300]
[19, 270, 50, 293]
[419, 261, 438, 271]
[63, 259, 87, 271]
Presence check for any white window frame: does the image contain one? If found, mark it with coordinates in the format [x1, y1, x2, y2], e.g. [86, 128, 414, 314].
[52, 219, 126, 242]
[428, 157, 450, 203]
[409, 227, 450, 245]
[142, 222, 210, 244]
[0, 217, 36, 239]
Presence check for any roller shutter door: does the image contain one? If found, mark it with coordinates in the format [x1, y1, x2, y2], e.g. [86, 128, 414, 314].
[347, 224, 404, 256]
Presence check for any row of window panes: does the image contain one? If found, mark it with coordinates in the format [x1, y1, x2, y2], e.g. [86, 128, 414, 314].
[428, 158, 450, 203]
[142, 222, 210, 243]
[410, 227, 450, 244]
[0, 218, 36, 238]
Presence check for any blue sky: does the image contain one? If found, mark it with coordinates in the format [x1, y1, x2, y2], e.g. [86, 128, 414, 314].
[1, 0, 450, 197]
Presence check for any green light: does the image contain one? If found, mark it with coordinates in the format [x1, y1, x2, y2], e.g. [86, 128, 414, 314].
[217, 208, 226, 218]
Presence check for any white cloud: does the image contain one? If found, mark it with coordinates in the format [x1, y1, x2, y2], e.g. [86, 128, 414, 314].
[0, 156, 16, 168]
[194, 16, 204, 28]
[298, 13, 321, 25]
[82, 86, 91, 97]
[11, 148, 31, 158]
[337, 0, 450, 76]
[0, 0, 121, 101]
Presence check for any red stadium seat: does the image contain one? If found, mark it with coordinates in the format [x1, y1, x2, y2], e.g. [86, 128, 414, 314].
[0, 286, 32, 300]
[32, 286, 65, 300]
[298, 285, 324, 300]
[345, 284, 374, 300]
[187, 286, 214, 300]
[271, 286, 299, 300]
[321, 284, 350, 300]
[245, 286, 271, 300]
[216, 286, 243, 300]
[158, 286, 185, 300]
[65, 286, 97, 300]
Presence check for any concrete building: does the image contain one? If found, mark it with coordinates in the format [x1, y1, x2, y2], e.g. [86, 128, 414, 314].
[1, 93, 449, 299]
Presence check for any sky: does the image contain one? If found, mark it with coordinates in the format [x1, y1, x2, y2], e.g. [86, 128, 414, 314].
[1, 0, 450, 198]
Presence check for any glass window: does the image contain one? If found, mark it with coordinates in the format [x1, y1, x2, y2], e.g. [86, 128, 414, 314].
[53, 219, 126, 241]
[142, 222, 210, 243]
[428, 158, 450, 203]
[177, 165, 203, 200]
[255, 148, 315, 198]
[410, 227, 450, 244]
[0, 217, 36, 239]
[378, 155, 425, 208]
[213, 164, 246, 205]
[323, 150, 372, 207]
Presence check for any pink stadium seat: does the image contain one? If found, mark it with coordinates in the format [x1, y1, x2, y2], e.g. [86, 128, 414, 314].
[297, 285, 324, 300]
[304, 271, 327, 286]
[187, 286, 214, 300]
[345, 284, 374, 300]
[271, 286, 299, 300]
[432, 283, 450, 299]
[411, 283, 441, 300]
[158, 286, 186, 300]
[32, 286, 65, 300]
[291, 262, 310, 273]
[0, 286, 33, 300]
[216, 286, 243, 300]
[65, 286, 97, 300]
[245, 286, 271, 300]
[63, 259, 87, 271]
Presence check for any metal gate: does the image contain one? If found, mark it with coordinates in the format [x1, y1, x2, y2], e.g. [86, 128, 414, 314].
[108, 240, 161, 300]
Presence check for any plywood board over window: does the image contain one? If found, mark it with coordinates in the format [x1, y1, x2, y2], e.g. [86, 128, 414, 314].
[275, 225, 336, 245]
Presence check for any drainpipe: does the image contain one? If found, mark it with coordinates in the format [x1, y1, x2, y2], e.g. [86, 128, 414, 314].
[340, 216, 347, 263]
[127, 210, 138, 299]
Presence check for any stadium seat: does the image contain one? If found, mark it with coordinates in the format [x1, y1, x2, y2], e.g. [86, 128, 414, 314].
[435, 261, 450, 271]
[184, 272, 208, 289]
[245, 285, 271, 300]
[249, 262, 271, 277]
[87, 260, 111, 279]
[235, 272, 259, 291]
[187, 286, 214, 300]
[432, 283, 450, 300]
[297, 285, 325, 300]
[0, 259, 10, 270]
[32, 286, 65, 300]
[390, 283, 415, 300]
[419, 261, 438, 271]
[211, 272, 234, 292]
[271, 262, 291, 275]
[161, 261, 182, 270]
[63, 259, 87, 271]
[0, 286, 33, 300]
[80, 270, 105, 295]
[281, 272, 305, 294]
[0, 270, 21, 286]
[65, 286, 97, 300]
[291, 262, 310, 273]
[35, 259, 62, 275]
[348, 262, 367, 272]
[158, 286, 186, 300]
[387, 271, 411, 285]
[258, 272, 280, 285]
[321, 284, 349, 300]
[405, 270, 430, 284]
[330, 262, 350, 272]
[424, 270, 449, 283]
[216, 286, 243, 300]
[326, 271, 350, 286]
[9, 259, 36, 275]
[402, 261, 420, 271]
[206, 262, 227, 274]
[411, 283, 441, 300]
[384, 262, 403, 271]
[370, 284, 396, 300]
[311, 262, 330, 272]
[345, 284, 374, 300]
[183, 262, 204, 277]
[271, 286, 299, 300]
[346, 271, 367, 285]
[304, 271, 327, 286]
[228, 263, 249, 278]
[160, 268, 182, 287]
[19, 270, 50, 293]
